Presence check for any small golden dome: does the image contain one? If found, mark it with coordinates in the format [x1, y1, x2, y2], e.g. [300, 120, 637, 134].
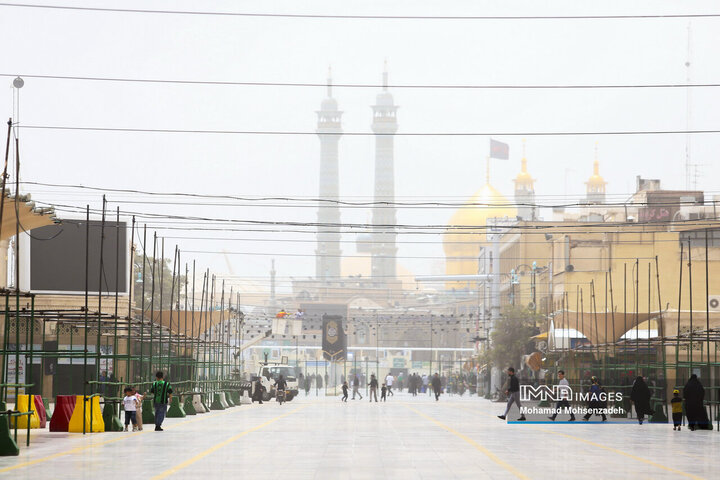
[514, 157, 534, 189]
[586, 159, 607, 192]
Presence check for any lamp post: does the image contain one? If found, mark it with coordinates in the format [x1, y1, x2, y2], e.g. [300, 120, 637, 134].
[12, 77, 23, 141]
[511, 263, 544, 311]
[376, 313, 379, 380]
[429, 315, 434, 377]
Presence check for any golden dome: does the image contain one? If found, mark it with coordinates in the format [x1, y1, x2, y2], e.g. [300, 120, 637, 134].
[586, 159, 607, 192]
[443, 183, 516, 256]
[443, 183, 516, 288]
[514, 157, 534, 189]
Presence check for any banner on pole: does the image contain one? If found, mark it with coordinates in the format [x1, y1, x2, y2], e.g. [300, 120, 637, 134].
[322, 314, 346, 361]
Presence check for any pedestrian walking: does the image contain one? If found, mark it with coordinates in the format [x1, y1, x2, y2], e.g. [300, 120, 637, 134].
[671, 389, 682, 431]
[149, 371, 173, 431]
[582, 376, 607, 422]
[368, 374, 379, 402]
[548, 370, 575, 421]
[431, 373, 442, 401]
[253, 377, 265, 404]
[133, 387, 144, 431]
[352, 374, 363, 400]
[683, 374, 709, 430]
[122, 387, 139, 432]
[381, 384, 387, 402]
[385, 373, 395, 396]
[341, 381, 349, 402]
[498, 367, 526, 421]
[630, 376, 653, 425]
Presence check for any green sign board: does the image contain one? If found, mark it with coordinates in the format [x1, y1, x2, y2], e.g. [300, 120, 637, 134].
[393, 358, 406, 368]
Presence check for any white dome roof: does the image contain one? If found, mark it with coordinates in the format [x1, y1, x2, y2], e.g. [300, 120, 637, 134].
[375, 91, 394, 107]
[321, 97, 338, 111]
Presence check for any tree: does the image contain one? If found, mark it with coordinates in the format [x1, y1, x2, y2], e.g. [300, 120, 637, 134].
[480, 306, 542, 372]
[133, 252, 187, 310]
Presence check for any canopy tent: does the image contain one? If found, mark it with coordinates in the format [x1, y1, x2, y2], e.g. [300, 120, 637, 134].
[552, 310, 662, 345]
[553, 308, 720, 346]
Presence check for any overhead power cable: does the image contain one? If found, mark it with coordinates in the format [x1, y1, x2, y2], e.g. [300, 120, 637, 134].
[40, 201, 720, 231]
[21, 181, 720, 203]
[0, 3, 718, 20]
[18, 124, 720, 137]
[186, 249, 657, 261]
[158, 235, 693, 246]
[2, 73, 719, 90]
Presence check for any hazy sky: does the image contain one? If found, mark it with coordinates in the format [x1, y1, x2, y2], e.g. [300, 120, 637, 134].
[1, 1, 719, 299]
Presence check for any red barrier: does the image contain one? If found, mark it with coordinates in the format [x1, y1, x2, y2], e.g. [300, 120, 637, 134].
[49, 395, 76, 432]
[33, 396, 47, 428]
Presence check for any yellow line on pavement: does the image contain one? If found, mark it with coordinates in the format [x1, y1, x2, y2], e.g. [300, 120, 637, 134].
[532, 426, 706, 480]
[151, 404, 310, 480]
[0, 406, 249, 473]
[404, 405, 529, 480]
[446, 403, 705, 480]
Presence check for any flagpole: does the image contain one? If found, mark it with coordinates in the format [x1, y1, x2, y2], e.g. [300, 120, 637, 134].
[486, 155, 490, 185]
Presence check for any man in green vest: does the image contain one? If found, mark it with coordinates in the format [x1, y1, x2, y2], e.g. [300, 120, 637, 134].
[150, 371, 173, 431]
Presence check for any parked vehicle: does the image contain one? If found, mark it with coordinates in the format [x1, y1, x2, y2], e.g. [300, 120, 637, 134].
[252, 363, 299, 401]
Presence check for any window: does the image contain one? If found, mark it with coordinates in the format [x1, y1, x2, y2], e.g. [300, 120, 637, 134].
[679, 229, 720, 248]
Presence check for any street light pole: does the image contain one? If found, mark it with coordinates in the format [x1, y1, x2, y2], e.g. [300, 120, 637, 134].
[375, 314, 379, 380]
[511, 269, 516, 306]
[429, 315, 433, 376]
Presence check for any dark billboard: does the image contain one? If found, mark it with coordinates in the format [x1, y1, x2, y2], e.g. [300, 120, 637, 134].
[322, 314, 346, 361]
[28, 220, 128, 294]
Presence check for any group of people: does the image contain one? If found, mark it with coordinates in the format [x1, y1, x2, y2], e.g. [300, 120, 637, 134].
[298, 372, 326, 395]
[337, 372, 443, 402]
[406, 373, 427, 396]
[499, 366, 711, 430]
[342, 373, 387, 402]
[251, 374, 288, 404]
[121, 371, 173, 432]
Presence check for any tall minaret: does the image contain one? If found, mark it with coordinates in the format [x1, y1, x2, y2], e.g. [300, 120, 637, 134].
[315, 68, 343, 281]
[370, 62, 398, 280]
[586, 144, 607, 204]
[514, 142, 536, 220]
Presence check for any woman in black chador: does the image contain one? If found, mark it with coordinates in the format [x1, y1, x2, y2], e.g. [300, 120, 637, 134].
[683, 374, 709, 430]
[630, 376, 653, 425]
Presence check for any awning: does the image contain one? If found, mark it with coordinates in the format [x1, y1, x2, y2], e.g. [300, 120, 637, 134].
[553, 310, 663, 345]
[0, 194, 56, 241]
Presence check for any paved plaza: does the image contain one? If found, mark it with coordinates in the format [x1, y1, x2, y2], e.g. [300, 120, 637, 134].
[1, 392, 717, 479]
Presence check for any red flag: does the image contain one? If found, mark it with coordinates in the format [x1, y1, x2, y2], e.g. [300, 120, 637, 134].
[490, 139, 509, 160]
